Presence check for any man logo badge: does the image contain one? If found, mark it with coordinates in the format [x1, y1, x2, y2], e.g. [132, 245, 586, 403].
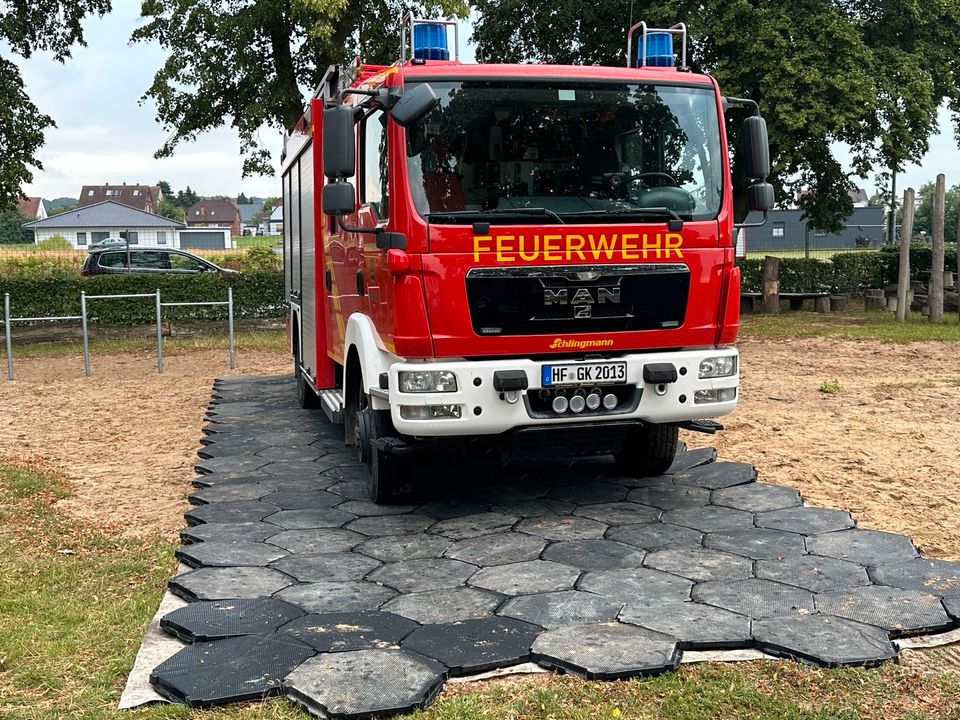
[544, 287, 620, 319]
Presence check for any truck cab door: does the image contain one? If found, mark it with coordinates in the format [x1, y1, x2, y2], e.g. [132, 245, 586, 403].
[357, 109, 390, 332]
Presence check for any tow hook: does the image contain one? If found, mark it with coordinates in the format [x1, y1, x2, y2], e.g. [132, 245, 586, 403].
[643, 363, 678, 396]
[494, 370, 527, 405]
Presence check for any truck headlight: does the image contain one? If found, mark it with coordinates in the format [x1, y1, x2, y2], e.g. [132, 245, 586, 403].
[398, 370, 458, 393]
[699, 356, 737, 379]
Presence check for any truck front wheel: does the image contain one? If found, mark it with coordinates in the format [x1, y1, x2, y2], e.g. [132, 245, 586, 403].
[354, 400, 413, 504]
[614, 423, 679, 477]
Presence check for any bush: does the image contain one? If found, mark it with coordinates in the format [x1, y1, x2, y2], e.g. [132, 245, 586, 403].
[36, 235, 73, 251]
[739, 252, 889, 293]
[0, 271, 284, 324]
[878, 242, 958, 284]
[240, 246, 282, 272]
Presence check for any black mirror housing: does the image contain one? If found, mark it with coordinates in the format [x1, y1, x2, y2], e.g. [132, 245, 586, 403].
[747, 182, 775, 213]
[742, 115, 771, 180]
[391, 83, 439, 127]
[323, 105, 356, 179]
[322, 181, 356, 216]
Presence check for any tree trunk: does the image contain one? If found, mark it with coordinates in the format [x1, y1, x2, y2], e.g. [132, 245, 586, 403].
[930, 174, 945, 323]
[761, 256, 780, 314]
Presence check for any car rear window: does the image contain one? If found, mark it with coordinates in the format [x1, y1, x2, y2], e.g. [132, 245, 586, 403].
[97, 252, 125, 268]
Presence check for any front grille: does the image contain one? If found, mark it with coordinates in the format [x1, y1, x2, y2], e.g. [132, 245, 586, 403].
[505, 421, 639, 460]
[466, 264, 689, 336]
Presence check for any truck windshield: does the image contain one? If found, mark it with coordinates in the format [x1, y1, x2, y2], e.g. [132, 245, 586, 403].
[405, 80, 723, 224]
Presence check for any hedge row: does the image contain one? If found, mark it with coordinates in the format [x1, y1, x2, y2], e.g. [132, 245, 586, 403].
[739, 243, 959, 294]
[0, 271, 284, 325]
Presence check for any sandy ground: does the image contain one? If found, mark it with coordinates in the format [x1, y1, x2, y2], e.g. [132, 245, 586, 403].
[0, 337, 958, 556]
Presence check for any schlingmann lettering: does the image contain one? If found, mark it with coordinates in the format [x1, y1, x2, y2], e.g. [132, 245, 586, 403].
[549, 338, 615, 350]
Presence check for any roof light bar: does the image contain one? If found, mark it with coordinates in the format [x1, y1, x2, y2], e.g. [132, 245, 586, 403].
[401, 13, 459, 63]
[626, 22, 688, 69]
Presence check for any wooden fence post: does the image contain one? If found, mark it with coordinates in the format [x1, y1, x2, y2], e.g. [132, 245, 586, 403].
[930, 174, 945, 323]
[896, 188, 915, 321]
[761, 255, 780, 314]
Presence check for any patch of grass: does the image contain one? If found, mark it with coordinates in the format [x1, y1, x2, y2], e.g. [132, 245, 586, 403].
[1, 462, 960, 719]
[741, 311, 960, 343]
[819, 378, 842, 394]
[0, 328, 287, 360]
[873, 377, 960, 393]
[235, 235, 282, 249]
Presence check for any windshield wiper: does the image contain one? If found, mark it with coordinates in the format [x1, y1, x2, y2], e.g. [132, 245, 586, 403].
[559, 206, 685, 231]
[426, 207, 566, 225]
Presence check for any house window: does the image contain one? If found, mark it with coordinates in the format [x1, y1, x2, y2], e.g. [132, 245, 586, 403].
[814, 228, 826, 237]
[106, 189, 119, 196]
[195, 210, 201, 215]
[119, 230, 139, 245]
[77, 232, 87, 246]
[772, 222, 785, 238]
[87, 190, 95, 196]
[91, 231, 109, 243]
[133, 190, 141, 196]
[157, 231, 167, 245]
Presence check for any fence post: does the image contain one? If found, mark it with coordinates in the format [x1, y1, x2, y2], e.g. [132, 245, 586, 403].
[155, 289, 163, 374]
[4, 293, 12, 381]
[80, 291, 91, 377]
[930, 174, 945, 323]
[896, 188, 915, 322]
[761, 256, 780, 314]
[227, 286, 235, 370]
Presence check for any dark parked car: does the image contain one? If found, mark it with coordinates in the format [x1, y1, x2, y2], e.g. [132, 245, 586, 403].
[80, 246, 235, 276]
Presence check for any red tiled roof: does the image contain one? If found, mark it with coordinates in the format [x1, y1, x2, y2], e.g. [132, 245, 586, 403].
[185, 199, 240, 224]
[77, 184, 160, 212]
[17, 197, 41, 218]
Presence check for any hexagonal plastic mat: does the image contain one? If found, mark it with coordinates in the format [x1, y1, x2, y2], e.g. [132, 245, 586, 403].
[143, 375, 960, 719]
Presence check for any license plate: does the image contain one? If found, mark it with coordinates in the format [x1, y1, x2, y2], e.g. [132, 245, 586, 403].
[541, 361, 627, 387]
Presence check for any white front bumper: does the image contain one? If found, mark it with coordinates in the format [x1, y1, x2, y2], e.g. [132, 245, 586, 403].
[389, 348, 738, 437]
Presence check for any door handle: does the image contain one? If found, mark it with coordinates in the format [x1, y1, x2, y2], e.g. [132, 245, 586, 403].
[356, 269, 365, 296]
[325, 268, 332, 291]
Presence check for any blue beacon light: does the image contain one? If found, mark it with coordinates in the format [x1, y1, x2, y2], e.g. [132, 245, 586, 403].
[641, 31, 675, 67]
[413, 22, 450, 61]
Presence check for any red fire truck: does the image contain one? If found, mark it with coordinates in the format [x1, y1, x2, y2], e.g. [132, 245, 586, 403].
[281, 18, 773, 502]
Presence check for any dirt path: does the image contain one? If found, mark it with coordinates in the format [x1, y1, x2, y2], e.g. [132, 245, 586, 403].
[0, 348, 288, 540]
[685, 336, 960, 559]
[0, 336, 958, 555]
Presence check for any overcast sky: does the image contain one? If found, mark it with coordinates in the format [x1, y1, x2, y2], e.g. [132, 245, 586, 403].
[14, 6, 960, 202]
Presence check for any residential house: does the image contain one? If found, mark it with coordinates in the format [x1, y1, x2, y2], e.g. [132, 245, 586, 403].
[23, 200, 185, 249]
[237, 198, 264, 234]
[17, 197, 47, 221]
[186, 198, 241, 236]
[267, 204, 283, 235]
[77, 183, 162, 213]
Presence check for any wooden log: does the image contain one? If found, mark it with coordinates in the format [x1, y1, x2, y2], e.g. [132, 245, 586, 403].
[761, 256, 780, 314]
[740, 295, 755, 314]
[864, 289, 885, 312]
[896, 188, 915, 321]
[930, 174, 945, 323]
[814, 296, 831, 313]
[789, 297, 803, 311]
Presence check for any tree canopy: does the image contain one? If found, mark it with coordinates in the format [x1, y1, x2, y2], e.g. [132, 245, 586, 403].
[0, 1, 111, 210]
[133, 0, 466, 177]
[913, 181, 960, 243]
[471, 0, 960, 228]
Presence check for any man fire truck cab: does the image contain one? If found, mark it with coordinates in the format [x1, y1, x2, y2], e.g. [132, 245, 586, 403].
[281, 18, 774, 503]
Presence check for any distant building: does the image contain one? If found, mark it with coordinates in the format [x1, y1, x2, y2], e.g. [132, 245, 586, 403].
[186, 198, 241, 236]
[77, 184, 162, 213]
[237, 198, 264, 233]
[742, 206, 885, 255]
[17, 196, 47, 221]
[267, 204, 282, 235]
[22, 200, 185, 248]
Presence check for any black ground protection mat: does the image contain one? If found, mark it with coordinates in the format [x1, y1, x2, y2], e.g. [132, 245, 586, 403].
[147, 375, 960, 718]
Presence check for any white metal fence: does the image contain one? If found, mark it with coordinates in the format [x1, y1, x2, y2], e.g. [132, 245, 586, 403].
[2, 288, 235, 380]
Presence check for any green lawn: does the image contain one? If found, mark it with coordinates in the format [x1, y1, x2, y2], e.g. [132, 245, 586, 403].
[741, 309, 960, 343]
[234, 235, 282, 249]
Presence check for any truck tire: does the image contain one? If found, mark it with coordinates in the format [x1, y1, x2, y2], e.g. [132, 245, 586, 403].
[354, 400, 413, 504]
[295, 357, 321, 409]
[614, 423, 679, 477]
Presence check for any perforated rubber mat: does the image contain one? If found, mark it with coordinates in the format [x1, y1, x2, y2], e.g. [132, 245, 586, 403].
[146, 375, 960, 717]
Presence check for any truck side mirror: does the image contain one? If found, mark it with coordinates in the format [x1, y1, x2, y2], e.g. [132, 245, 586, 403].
[742, 115, 770, 180]
[390, 83, 439, 127]
[747, 181, 775, 212]
[323, 105, 356, 179]
[322, 181, 356, 216]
